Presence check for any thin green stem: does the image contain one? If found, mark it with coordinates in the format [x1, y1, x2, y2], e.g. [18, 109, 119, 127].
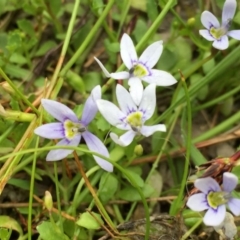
[181, 219, 202, 240]
[125, 202, 137, 221]
[69, 166, 100, 215]
[54, 162, 63, 231]
[113, 204, 124, 223]
[59, 0, 115, 77]
[193, 110, 240, 143]
[28, 137, 39, 240]
[194, 83, 240, 111]
[117, 0, 131, 38]
[0, 123, 16, 145]
[46, 0, 81, 97]
[136, 0, 175, 51]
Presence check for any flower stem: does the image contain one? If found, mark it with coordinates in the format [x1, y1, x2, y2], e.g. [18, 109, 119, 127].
[181, 219, 202, 240]
[73, 152, 116, 231]
[54, 162, 63, 231]
[28, 136, 40, 240]
[45, 0, 82, 98]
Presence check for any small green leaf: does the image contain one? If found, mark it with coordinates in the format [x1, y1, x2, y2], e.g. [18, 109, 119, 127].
[109, 146, 125, 162]
[37, 221, 69, 240]
[7, 30, 23, 53]
[190, 73, 209, 101]
[83, 72, 101, 91]
[171, 37, 192, 72]
[156, 46, 177, 71]
[66, 70, 85, 94]
[132, 18, 148, 42]
[147, 0, 158, 22]
[123, 168, 144, 187]
[99, 173, 118, 202]
[76, 212, 103, 230]
[35, 40, 57, 57]
[220, 97, 234, 117]
[96, 116, 110, 131]
[130, 0, 146, 11]
[9, 53, 27, 65]
[0, 216, 23, 237]
[118, 183, 154, 201]
[49, 0, 61, 16]
[233, 11, 240, 25]
[190, 142, 207, 166]
[202, 52, 215, 75]
[17, 19, 35, 36]
[104, 40, 120, 53]
[0, 228, 11, 240]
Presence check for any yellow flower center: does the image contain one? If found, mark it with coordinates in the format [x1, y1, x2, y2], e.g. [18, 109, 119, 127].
[126, 111, 143, 132]
[64, 120, 86, 139]
[210, 27, 227, 40]
[130, 64, 148, 77]
[207, 191, 230, 209]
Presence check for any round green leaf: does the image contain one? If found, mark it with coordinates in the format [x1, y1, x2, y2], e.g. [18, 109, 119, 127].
[76, 212, 103, 230]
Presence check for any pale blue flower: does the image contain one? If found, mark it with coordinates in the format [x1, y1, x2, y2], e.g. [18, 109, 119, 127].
[96, 84, 166, 147]
[187, 172, 240, 226]
[34, 86, 113, 172]
[94, 33, 177, 105]
[200, 0, 240, 50]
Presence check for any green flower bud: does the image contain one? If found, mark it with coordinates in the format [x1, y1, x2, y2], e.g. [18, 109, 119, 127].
[187, 18, 195, 27]
[44, 191, 53, 212]
[134, 144, 143, 156]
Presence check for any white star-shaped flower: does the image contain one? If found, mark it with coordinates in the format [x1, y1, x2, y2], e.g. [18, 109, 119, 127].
[97, 84, 166, 147]
[95, 33, 177, 105]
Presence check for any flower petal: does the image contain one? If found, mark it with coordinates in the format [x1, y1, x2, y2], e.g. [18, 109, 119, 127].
[201, 11, 220, 29]
[186, 193, 209, 211]
[213, 36, 229, 50]
[139, 83, 156, 120]
[46, 135, 81, 161]
[110, 71, 130, 79]
[97, 99, 127, 130]
[199, 29, 215, 41]
[222, 172, 238, 192]
[34, 123, 64, 139]
[142, 69, 177, 86]
[116, 84, 137, 115]
[120, 33, 138, 70]
[94, 57, 111, 78]
[81, 85, 101, 125]
[140, 124, 166, 137]
[41, 99, 78, 123]
[195, 177, 221, 194]
[82, 131, 113, 172]
[228, 198, 240, 216]
[203, 205, 226, 226]
[128, 77, 143, 106]
[139, 41, 163, 69]
[110, 131, 136, 147]
[228, 30, 240, 40]
[222, 0, 236, 25]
